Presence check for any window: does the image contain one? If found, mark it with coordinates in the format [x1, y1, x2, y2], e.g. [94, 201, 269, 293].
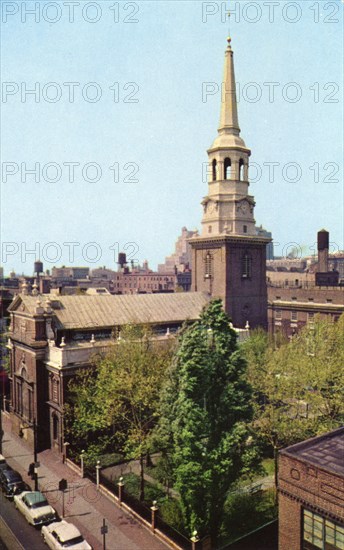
[242, 253, 252, 278]
[292, 297, 297, 301]
[303, 509, 344, 550]
[275, 309, 282, 320]
[291, 311, 298, 322]
[224, 157, 231, 180]
[212, 159, 217, 181]
[208, 225, 212, 234]
[239, 158, 244, 180]
[309, 298, 314, 302]
[326, 299, 333, 303]
[243, 225, 248, 234]
[52, 414, 59, 441]
[52, 379, 59, 403]
[204, 252, 212, 279]
[308, 312, 315, 322]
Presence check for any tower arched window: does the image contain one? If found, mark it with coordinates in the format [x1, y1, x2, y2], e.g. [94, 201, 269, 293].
[204, 252, 213, 279]
[239, 159, 244, 181]
[224, 158, 231, 180]
[212, 159, 217, 181]
[242, 252, 252, 279]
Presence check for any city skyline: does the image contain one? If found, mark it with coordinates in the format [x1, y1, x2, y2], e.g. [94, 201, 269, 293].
[1, 1, 343, 275]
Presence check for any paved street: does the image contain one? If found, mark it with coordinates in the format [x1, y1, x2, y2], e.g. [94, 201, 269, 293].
[1, 413, 171, 550]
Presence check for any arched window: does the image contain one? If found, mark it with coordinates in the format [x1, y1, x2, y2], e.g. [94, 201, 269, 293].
[204, 252, 213, 279]
[239, 159, 244, 181]
[212, 159, 217, 181]
[224, 158, 231, 180]
[52, 414, 59, 441]
[242, 253, 252, 278]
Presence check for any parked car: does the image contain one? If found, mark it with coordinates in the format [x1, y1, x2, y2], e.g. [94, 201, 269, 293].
[14, 491, 57, 526]
[41, 521, 92, 549]
[0, 469, 30, 499]
[0, 454, 12, 473]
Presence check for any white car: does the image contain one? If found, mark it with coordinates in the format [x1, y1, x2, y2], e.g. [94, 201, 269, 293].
[42, 520, 92, 549]
[14, 491, 57, 526]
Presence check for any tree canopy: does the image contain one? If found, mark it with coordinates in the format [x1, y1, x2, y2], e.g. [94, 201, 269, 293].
[158, 300, 259, 541]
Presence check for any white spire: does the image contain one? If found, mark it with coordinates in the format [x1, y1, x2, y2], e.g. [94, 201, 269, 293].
[210, 37, 247, 150]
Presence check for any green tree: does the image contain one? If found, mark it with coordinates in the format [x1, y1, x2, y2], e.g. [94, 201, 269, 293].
[158, 300, 258, 542]
[66, 325, 173, 500]
[243, 316, 344, 487]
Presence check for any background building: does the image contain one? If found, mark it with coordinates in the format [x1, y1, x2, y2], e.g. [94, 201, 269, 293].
[268, 230, 344, 338]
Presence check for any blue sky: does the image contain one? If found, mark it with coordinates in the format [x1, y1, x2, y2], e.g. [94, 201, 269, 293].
[1, 0, 343, 274]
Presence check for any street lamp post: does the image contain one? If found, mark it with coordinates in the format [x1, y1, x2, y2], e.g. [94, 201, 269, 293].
[19, 419, 38, 490]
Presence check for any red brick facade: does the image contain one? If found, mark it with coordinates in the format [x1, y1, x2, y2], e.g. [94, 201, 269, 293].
[191, 235, 269, 329]
[278, 430, 344, 550]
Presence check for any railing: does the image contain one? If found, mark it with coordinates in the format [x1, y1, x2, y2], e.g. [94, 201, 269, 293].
[81, 464, 190, 549]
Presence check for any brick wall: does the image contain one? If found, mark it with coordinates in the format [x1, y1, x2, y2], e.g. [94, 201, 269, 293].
[278, 453, 344, 550]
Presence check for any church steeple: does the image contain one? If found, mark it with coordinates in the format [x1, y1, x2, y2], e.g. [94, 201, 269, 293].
[190, 34, 270, 330]
[200, 36, 255, 238]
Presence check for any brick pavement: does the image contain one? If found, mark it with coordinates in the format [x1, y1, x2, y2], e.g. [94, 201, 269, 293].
[1, 413, 171, 550]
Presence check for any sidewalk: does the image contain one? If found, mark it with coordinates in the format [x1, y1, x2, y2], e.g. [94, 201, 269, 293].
[1, 414, 171, 550]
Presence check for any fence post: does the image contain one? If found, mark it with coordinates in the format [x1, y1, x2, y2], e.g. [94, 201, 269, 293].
[191, 530, 200, 550]
[151, 500, 158, 531]
[96, 461, 101, 489]
[80, 450, 85, 478]
[117, 476, 124, 505]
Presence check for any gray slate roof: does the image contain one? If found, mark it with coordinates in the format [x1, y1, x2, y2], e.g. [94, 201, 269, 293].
[13, 292, 210, 330]
[281, 427, 344, 476]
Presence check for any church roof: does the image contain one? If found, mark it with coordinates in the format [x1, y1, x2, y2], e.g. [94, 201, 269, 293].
[9, 292, 210, 330]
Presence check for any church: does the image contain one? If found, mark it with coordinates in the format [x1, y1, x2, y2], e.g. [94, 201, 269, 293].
[6, 36, 268, 453]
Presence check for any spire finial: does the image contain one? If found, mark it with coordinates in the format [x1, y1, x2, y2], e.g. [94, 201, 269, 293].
[227, 8, 231, 48]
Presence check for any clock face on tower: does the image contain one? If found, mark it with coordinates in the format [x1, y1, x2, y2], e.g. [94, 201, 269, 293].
[208, 201, 216, 214]
[239, 201, 248, 215]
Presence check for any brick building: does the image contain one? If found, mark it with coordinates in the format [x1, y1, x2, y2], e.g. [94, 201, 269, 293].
[268, 231, 344, 337]
[7, 292, 210, 452]
[278, 428, 344, 550]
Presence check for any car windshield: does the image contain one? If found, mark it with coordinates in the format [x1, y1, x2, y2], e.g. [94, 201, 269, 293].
[31, 499, 49, 509]
[62, 536, 84, 547]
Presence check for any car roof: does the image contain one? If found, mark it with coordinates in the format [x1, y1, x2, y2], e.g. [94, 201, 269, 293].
[54, 521, 81, 541]
[23, 491, 47, 505]
[3, 470, 22, 481]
